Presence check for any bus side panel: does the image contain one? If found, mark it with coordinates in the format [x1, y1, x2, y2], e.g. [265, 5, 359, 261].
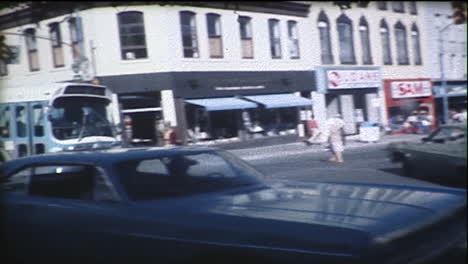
[29, 101, 51, 156]
[13, 103, 32, 158]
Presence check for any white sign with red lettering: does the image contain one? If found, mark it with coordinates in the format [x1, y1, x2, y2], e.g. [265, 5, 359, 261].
[391, 81, 432, 99]
[327, 70, 381, 89]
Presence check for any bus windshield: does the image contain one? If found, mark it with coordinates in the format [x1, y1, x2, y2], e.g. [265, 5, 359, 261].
[49, 97, 114, 140]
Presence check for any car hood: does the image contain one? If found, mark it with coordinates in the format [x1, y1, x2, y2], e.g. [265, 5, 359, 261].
[135, 182, 466, 255]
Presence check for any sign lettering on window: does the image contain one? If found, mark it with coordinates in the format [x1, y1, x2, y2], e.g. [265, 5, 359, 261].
[327, 70, 381, 89]
[391, 81, 432, 99]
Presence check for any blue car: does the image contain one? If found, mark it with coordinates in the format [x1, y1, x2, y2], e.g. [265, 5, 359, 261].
[1, 146, 466, 264]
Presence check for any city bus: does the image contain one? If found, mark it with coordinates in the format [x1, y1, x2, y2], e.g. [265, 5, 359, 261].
[0, 82, 121, 159]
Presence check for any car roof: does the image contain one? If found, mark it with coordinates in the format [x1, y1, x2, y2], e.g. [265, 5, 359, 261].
[0, 146, 219, 175]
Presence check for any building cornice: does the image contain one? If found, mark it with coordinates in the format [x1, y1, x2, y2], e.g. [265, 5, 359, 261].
[0, 1, 311, 30]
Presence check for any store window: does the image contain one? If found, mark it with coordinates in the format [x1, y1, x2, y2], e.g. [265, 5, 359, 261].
[24, 28, 39, 71]
[117, 11, 148, 60]
[318, 11, 334, 64]
[392, 2, 405, 13]
[409, 2, 417, 15]
[337, 14, 356, 64]
[206, 13, 223, 58]
[411, 23, 422, 65]
[287, 20, 300, 59]
[180, 11, 199, 58]
[359, 16, 373, 65]
[394, 21, 409, 65]
[49, 22, 64, 67]
[377, 2, 387, 10]
[68, 17, 84, 62]
[239, 16, 253, 59]
[268, 19, 282, 59]
[380, 19, 392, 65]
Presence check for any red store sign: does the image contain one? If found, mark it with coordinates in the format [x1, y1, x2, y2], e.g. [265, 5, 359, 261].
[327, 70, 381, 89]
[390, 81, 432, 99]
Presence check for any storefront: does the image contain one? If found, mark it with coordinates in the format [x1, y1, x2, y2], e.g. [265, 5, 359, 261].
[100, 70, 315, 145]
[432, 80, 467, 125]
[384, 78, 436, 133]
[180, 71, 315, 144]
[314, 66, 385, 135]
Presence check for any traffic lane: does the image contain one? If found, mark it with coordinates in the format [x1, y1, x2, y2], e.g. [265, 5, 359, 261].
[246, 145, 443, 188]
[242, 145, 466, 264]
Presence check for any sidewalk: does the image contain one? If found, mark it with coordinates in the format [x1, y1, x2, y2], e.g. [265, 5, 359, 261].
[228, 133, 426, 161]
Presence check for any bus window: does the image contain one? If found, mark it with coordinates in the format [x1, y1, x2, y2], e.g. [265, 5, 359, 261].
[16, 106, 28, 138]
[33, 104, 44, 137]
[35, 143, 45, 154]
[0, 106, 11, 138]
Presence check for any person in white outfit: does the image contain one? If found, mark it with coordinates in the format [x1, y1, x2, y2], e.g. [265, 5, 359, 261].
[326, 114, 346, 163]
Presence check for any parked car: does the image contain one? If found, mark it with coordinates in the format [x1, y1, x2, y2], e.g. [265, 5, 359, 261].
[1, 146, 466, 264]
[387, 124, 466, 185]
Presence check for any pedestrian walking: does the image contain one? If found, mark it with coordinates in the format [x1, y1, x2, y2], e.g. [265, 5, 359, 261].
[326, 114, 346, 163]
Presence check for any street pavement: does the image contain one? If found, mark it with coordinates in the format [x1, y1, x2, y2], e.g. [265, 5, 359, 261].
[230, 133, 426, 161]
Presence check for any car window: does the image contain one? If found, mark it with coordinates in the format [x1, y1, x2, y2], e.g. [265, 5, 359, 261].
[2, 167, 32, 193]
[3, 164, 119, 201]
[117, 151, 263, 200]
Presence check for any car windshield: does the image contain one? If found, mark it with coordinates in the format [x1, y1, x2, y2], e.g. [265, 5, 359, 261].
[49, 97, 114, 140]
[116, 150, 265, 200]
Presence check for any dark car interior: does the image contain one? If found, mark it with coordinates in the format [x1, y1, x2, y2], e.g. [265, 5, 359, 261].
[29, 166, 95, 199]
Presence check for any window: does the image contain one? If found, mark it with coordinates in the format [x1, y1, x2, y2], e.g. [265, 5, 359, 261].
[0, 106, 11, 138]
[0, 60, 7, 76]
[15, 106, 27, 138]
[117, 152, 262, 200]
[359, 17, 373, 64]
[337, 14, 356, 64]
[24, 28, 39, 71]
[395, 21, 409, 65]
[117, 11, 148, 60]
[49, 22, 64, 67]
[318, 11, 334, 64]
[392, 2, 405, 13]
[239, 16, 253, 59]
[287, 20, 300, 59]
[32, 104, 44, 137]
[377, 2, 388, 10]
[206, 13, 223, 58]
[68, 17, 84, 62]
[409, 2, 417, 15]
[23, 165, 117, 201]
[268, 19, 282, 58]
[180, 11, 199, 58]
[380, 19, 392, 65]
[411, 23, 422, 65]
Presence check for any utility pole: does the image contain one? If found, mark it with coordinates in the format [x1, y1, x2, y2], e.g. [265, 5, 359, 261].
[438, 21, 453, 124]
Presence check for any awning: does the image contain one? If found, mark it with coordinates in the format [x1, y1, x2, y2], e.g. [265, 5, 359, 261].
[243, 94, 312, 109]
[185, 97, 257, 111]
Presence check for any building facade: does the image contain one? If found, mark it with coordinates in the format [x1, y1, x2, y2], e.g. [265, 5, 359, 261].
[1, 1, 448, 147]
[422, 1, 467, 125]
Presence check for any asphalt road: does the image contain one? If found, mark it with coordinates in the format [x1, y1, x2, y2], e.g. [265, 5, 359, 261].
[233, 144, 466, 264]
[237, 143, 465, 189]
